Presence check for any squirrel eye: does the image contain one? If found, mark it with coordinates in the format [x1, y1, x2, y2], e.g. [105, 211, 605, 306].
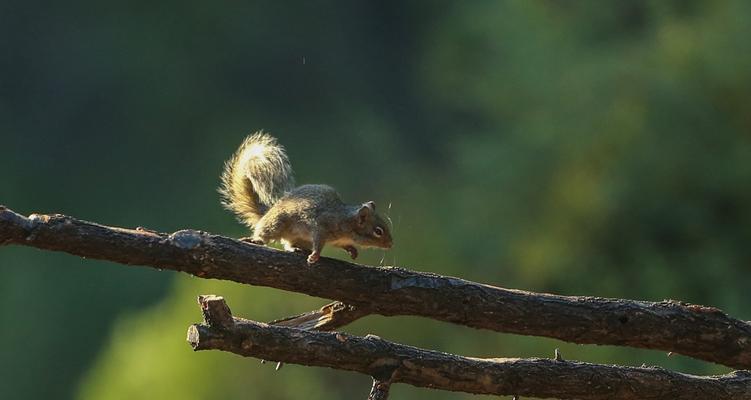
[374, 226, 384, 237]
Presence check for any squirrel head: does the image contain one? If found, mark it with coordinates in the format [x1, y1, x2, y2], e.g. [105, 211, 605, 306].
[352, 201, 393, 249]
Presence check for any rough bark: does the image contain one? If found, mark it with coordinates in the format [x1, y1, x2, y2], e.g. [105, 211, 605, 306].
[188, 296, 751, 400]
[2, 206, 751, 369]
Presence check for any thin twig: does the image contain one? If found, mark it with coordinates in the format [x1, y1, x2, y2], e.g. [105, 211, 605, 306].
[367, 378, 392, 400]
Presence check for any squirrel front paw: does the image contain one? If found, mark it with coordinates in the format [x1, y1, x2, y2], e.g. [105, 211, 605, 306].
[307, 252, 320, 265]
[343, 245, 358, 260]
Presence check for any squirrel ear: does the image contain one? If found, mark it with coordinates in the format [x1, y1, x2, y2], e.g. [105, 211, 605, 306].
[357, 203, 373, 226]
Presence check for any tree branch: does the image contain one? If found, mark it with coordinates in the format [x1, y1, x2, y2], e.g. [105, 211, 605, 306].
[2, 206, 751, 368]
[188, 296, 751, 400]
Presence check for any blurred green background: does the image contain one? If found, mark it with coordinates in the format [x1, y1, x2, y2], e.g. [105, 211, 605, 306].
[2, 1, 750, 399]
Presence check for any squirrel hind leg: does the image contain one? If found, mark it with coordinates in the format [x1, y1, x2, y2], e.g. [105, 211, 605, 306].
[281, 239, 312, 255]
[240, 236, 265, 245]
[251, 217, 284, 245]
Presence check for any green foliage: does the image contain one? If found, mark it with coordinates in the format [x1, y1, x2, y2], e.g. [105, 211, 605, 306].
[2, 1, 750, 399]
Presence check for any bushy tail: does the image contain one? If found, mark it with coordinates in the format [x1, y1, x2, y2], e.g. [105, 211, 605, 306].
[219, 132, 295, 227]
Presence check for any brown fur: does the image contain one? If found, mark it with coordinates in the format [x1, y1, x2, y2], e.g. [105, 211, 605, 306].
[219, 132, 393, 264]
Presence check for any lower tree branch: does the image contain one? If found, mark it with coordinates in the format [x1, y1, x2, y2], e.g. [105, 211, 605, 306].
[2, 206, 751, 369]
[267, 301, 370, 370]
[188, 296, 751, 400]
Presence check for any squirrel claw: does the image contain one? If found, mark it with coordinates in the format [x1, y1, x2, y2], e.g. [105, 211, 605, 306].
[307, 252, 320, 265]
[240, 237, 265, 245]
[343, 245, 358, 260]
[289, 247, 312, 255]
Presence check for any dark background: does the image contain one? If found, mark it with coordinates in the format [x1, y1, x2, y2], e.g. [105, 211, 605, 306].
[2, 1, 750, 399]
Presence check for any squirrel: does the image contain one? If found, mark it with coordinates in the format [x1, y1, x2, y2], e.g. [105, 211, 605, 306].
[219, 132, 393, 264]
